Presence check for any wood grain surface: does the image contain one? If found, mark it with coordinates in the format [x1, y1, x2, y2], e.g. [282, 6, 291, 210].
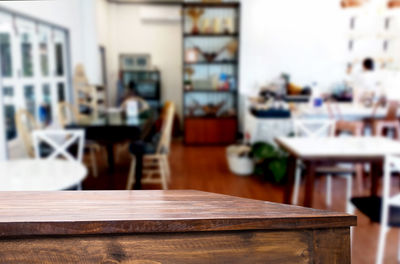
[0, 190, 356, 237]
[0, 228, 349, 264]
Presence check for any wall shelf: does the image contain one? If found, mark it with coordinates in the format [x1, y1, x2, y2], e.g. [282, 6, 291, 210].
[182, 2, 240, 145]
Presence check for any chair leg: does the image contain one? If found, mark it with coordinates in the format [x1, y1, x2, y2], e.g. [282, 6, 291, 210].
[163, 156, 171, 182]
[160, 158, 168, 190]
[376, 204, 389, 264]
[345, 175, 354, 214]
[292, 165, 301, 205]
[355, 163, 364, 195]
[89, 148, 98, 178]
[326, 174, 332, 207]
[126, 157, 136, 190]
[398, 230, 400, 262]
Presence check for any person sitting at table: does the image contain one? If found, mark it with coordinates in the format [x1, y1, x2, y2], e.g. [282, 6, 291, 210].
[120, 80, 150, 113]
[351, 58, 384, 107]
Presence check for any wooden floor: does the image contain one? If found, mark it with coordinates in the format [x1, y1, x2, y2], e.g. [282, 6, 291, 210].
[82, 140, 399, 264]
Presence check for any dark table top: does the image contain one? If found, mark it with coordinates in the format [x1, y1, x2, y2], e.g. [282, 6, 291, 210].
[0, 190, 356, 237]
[66, 111, 154, 142]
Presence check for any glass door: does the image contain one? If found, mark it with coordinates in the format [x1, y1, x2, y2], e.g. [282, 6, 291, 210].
[0, 8, 71, 158]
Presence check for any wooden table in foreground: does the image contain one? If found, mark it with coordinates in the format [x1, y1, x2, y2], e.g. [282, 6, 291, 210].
[276, 136, 400, 208]
[0, 190, 355, 263]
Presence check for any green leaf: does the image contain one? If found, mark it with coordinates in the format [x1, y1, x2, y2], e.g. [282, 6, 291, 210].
[251, 142, 277, 160]
[268, 158, 287, 183]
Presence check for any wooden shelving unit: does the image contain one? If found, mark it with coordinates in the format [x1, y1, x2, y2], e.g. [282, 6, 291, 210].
[182, 2, 240, 145]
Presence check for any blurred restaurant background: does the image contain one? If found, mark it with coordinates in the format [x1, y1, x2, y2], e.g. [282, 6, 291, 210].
[2, 0, 400, 263]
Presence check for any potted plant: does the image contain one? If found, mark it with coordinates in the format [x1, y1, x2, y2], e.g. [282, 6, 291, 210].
[226, 144, 254, 176]
[251, 142, 288, 184]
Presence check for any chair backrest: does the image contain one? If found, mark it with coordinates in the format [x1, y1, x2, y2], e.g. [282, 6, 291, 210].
[32, 129, 85, 162]
[156, 101, 175, 154]
[385, 101, 399, 121]
[293, 119, 336, 138]
[15, 109, 39, 157]
[58, 102, 80, 128]
[74, 64, 98, 119]
[383, 155, 400, 206]
[335, 120, 364, 137]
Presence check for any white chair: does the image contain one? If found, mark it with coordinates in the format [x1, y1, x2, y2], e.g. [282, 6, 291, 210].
[58, 102, 101, 178]
[126, 102, 175, 190]
[292, 119, 356, 214]
[32, 129, 86, 189]
[376, 155, 400, 264]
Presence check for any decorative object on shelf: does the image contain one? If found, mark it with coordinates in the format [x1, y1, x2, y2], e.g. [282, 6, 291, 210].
[222, 18, 234, 34]
[120, 54, 152, 71]
[184, 67, 195, 90]
[186, 8, 204, 35]
[192, 39, 238, 63]
[189, 99, 226, 117]
[341, 0, 368, 8]
[213, 18, 221, 34]
[184, 48, 199, 63]
[202, 0, 222, 3]
[201, 18, 213, 34]
[388, 0, 400, 8]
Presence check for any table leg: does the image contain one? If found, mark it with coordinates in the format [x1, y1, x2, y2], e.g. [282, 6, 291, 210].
[304, 161, 316, 208]
[131, 141, 145, 190]
[370, 160, 382, 196]
[284, 155, 297, 204]
[106, 144, 115, 189]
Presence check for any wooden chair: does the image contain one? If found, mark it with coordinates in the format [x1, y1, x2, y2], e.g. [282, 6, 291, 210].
[58, 102, 101, 178]
[32, 129, 86, 190]
[15, 109, 40, 158]
[376, 155, 400, 264]
[292, 119, 361, 213]
[372, 101, 400, 139]
[126, 102, 175, 190]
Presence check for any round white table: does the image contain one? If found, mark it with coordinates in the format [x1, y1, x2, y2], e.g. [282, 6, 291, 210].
[0, 159, 88, 191]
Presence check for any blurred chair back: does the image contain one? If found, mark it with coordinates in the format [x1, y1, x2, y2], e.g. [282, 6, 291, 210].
[156, 101, 175, 154]
[32, 130, 85, 163]
[385, 101, 399, 121]
[58, 102, 80, 128]
[74, 64, 98, 119]
[15, 109, 39, 158]
[376, 155, 400, 264]
[335, 120, 364, 137]
[293, 119, 336, 138]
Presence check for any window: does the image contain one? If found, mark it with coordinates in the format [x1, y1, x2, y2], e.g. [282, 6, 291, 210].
[0, 33, 12, 77]
[24, 85, 36, 117]
[4, 105, 16, 140]
[57, 83, 65, 102]
[21, 33, 33, 77]
[55, 43, 64, 76]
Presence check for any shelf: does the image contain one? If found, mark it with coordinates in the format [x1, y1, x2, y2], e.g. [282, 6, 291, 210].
[184, 60, 238, 65]
[185, 116, 237, 120]
[183, 2, 240, 8]
[184, 33, 238, 38]
[184, 89, 236, 93]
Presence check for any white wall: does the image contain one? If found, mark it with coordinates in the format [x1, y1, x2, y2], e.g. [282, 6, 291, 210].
[240, 0, 348, 97]
[98, 2, 183, 117]
[0, 0, 102, 85]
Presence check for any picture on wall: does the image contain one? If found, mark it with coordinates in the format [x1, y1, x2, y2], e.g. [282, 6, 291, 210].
[120, 54, 152, 70]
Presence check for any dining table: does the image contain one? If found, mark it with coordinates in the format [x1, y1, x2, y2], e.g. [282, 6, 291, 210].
[275, 136, 400, 207]
[66, 110, 154, 190]
[0, 159, 87, 191]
